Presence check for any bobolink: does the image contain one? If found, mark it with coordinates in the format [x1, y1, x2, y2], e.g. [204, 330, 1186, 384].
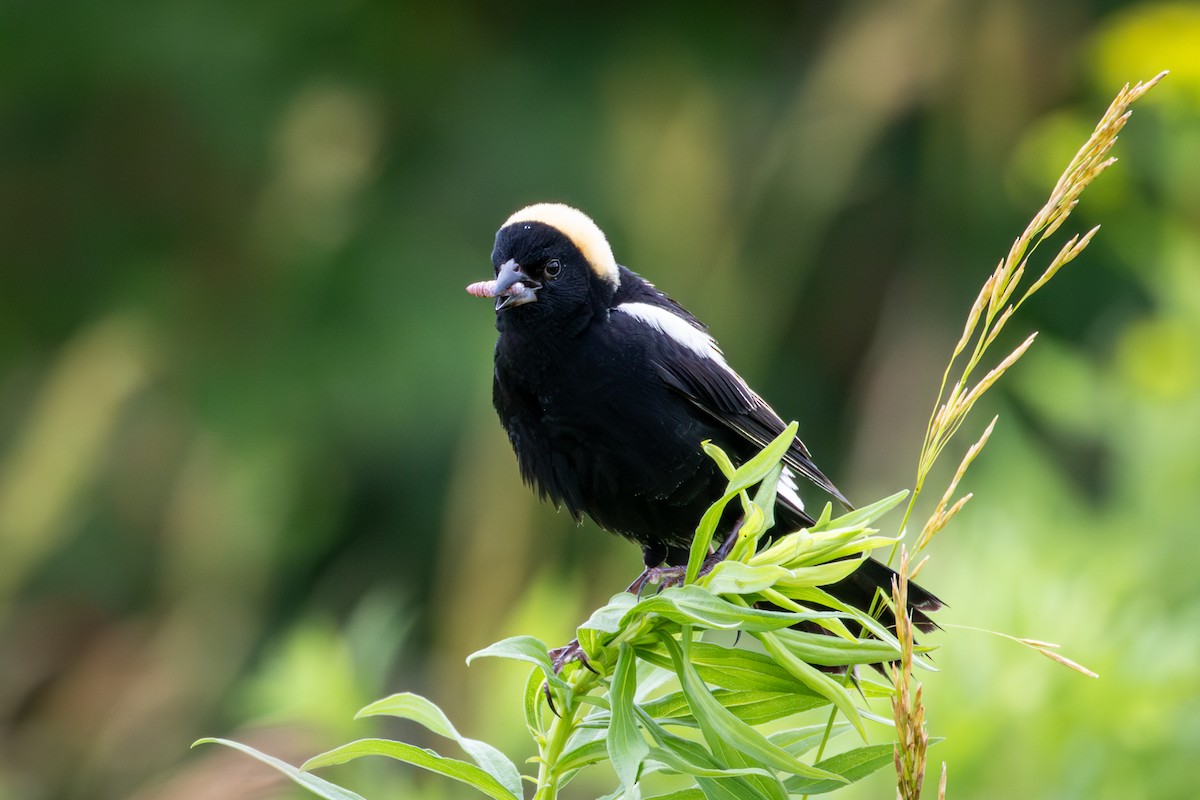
[468, 203, 939, 661]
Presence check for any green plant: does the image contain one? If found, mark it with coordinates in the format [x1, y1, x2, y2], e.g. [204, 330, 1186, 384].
[195, 71, 1164, 799]
[201, 429, 929, 799]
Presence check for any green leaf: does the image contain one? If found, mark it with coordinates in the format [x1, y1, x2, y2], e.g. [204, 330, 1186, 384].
[688, 424, 799, 585]
[555, 738, 610, 774]
[636, 667, 789, 800]
[725, 422, 800, 496]
[755, 631, 866, 740]
[642, 689, 827, 726]
[658, 631, 845, 784]
[627, 585, 813, 631]
[646, 746, 776, 781]
[703, 561, 791, 595]
[697, 775, 779, 800]
[633, 641, 828, 696]
[301, 739, 519, 800]
[748, 459, 784, 534]
[686, 488, 737, 587]
[645, 790, 706, 800]
[772, 559, 865, 590]
[579, 592, 639, 634]
[782, 743, 898, 794]
[703, 440, 738, 480]
[769, 628, 902, 667]
[192, 739, 367, 800]
[467, 636, 568, 694]
[607, 644, 648, 792]
[768, 723, 852, 756]
[810, 490, 908, 533]
[355, 693, 523, 799]
[523, 668, 545, 738]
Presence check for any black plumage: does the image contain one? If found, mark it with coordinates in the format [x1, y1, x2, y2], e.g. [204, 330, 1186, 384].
[469, 203, 940, 635]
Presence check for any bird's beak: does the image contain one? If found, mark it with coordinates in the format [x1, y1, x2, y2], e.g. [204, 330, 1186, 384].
[467, 258, 540, 311]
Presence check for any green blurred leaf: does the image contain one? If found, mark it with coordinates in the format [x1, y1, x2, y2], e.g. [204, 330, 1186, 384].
[696, 774, 781, 800]
[301, 739, 519, 800]
[607, 643, 648, 792]
[783, 743, 900, 794]
[192, 738, 367, 800]
[354, 693, 522, 798]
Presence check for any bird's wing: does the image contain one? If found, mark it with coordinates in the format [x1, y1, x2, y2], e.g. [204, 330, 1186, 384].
[610, 291, 851, 509]
[656, 350, 851, 509]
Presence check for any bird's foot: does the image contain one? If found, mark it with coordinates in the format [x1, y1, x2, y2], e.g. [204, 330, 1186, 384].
[542, 639, 598, 716]
[626, 530, 744, 595]
[548, 638, 598, 675]
[625, 564, 687, 595]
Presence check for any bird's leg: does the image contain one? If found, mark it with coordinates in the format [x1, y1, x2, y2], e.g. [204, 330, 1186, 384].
[543, 519, 748, 692]
[626, 517, 749, 594]
[624, 564, 686, 595]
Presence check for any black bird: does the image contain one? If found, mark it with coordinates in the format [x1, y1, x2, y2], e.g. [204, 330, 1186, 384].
[468, 203, 939, 657]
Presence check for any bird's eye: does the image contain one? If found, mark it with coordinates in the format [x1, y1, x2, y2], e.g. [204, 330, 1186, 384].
[544, 259, 562, 280]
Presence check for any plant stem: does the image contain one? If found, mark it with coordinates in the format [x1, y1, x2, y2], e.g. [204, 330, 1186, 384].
[533, 667, 599, 800]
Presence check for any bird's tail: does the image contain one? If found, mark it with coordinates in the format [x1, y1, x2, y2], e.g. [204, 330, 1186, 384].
[824, 556, 942, 633]
[771, 499, 941, 632]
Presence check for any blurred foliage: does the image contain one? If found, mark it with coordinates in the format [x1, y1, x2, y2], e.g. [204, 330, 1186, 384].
[0, 1, 1197, 799]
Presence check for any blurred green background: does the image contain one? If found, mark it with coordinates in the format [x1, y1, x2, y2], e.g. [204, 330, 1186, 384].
[2, 1, 1198, 798]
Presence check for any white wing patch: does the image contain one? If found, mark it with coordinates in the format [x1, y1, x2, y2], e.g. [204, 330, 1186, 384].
[777, 467, 805, 512]
[616, 302, 725, 362]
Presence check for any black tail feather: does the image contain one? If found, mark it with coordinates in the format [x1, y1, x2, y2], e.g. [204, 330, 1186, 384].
[825, 556, 942, 633]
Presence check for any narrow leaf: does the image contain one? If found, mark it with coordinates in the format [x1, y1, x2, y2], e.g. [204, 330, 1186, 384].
[809, 490, 908, 533]
[607, 644, 649, 792]
[783, 743, 905, 794]
[658, 631, 845, 783]
[755, 632, 866, 740]
[628, 585, 814, 631]
[301, 739, 519, 800]
[467, 636, 568, 693]
[193, 739, 367, 800]
[354, 693, 522, 798]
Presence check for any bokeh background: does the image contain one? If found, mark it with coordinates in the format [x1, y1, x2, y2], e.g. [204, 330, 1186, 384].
[2, 1, 1198, 798]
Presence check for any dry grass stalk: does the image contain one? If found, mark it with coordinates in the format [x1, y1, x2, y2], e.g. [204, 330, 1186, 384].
[903, 71, 1167, 551]
[891, 547, 927, 800]
[890, 73, 1162, 796]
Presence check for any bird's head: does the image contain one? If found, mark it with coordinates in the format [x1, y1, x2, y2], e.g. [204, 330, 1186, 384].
[467, 203, 620, 320]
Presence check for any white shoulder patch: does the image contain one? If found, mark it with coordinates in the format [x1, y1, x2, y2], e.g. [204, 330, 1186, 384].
[616, 302, 724, 361]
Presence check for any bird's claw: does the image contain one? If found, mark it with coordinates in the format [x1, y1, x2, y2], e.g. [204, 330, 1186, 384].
[541, 639, 598, 716]
[626, 527, 744, 595]
[548, 639, 596, 674]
